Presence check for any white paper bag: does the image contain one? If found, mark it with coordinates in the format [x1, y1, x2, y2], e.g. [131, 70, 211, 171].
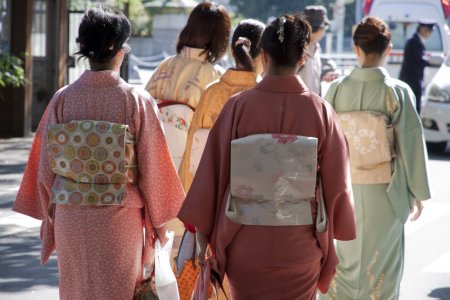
[155, 231, 180, 300]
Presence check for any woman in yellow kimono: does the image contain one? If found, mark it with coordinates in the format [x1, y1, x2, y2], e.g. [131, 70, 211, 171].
[145, 2, 231, 170]
[179, 19, 266, 192]
[318, 17, 431, 300]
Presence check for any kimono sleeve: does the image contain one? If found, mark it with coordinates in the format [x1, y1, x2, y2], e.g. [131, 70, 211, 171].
[134, 91, 185, 229]
[177, 97, 236, 237]
[319, 102, 356, 241]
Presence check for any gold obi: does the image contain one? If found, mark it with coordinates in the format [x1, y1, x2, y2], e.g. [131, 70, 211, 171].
[226, 134, 318, 226]
[338, 111, 395, 184]
[47, 121, 138, 205]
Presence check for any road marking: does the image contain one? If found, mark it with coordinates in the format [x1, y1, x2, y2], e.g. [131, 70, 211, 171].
[423, 250, 450, 274]
[405, 203, 450, 236]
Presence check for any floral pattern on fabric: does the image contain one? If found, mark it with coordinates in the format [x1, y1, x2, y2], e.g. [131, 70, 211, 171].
[226, 134, 318, 226]
[337, 111, 394, 184]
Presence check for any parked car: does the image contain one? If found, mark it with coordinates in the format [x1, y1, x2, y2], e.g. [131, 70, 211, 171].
[421, 54, 450, 153]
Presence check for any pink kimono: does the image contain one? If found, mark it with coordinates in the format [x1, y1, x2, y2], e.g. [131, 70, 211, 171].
[178, 75, 356, 300]
[13, 70, 185, 299]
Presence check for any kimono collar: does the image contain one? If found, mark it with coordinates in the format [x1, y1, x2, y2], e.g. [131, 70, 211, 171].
[78, 70, 123, 87]
[255, 75, 308, 93]
[349, 66, 391, 82]
[180, 46, 209, 62]
[221, 69, 260, 87]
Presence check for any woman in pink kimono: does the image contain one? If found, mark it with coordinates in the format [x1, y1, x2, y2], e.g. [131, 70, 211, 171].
[178, 14, 356, 300]
[13, 6, 184, 300]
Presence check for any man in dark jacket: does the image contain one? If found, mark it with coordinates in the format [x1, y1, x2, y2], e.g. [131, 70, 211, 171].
[399, 21, 434, 114]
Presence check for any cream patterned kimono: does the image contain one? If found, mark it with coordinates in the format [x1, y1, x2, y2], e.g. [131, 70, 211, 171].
[145, 47, 223, 170]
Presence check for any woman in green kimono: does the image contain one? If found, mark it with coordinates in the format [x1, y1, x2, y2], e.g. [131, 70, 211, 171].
[319, 16, 431, 300]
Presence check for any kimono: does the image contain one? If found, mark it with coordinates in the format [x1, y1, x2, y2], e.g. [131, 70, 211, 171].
[178, 75, 356, 300]
[145, 46, 224, 170]
[13, 70, 185, 300]
[178, 69, 260, 192]
[319, 67, 431, 300]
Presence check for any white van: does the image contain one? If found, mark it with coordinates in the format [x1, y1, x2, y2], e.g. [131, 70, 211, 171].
[365, 0, 450, 83]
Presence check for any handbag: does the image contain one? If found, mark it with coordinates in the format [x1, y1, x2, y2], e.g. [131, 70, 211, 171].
[174, 230, 213, 300]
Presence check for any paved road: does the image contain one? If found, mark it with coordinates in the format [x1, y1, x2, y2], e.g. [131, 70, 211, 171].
[0, 138, 449, 299]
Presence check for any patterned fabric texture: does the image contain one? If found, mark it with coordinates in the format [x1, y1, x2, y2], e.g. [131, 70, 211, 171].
[226, 133, 318, 226]
[337, 111, 394, 184]
[47, 120, 137, 205]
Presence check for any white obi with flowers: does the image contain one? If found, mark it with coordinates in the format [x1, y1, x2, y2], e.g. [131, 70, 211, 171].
[47, 121, 137, 206]
[226, 134, 318, 226]
[338, 111, 395, 184]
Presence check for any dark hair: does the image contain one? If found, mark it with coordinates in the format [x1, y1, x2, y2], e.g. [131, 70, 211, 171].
[260, 14, 311, 68]
[176, 2, 231, 63]
[231, 19, 265, 72]
[353, 16, 391, 56]
[75, 5, 131, 68]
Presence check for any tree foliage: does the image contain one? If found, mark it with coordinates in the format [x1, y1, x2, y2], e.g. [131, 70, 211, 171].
[0, 49, 26, 88]
[229, 0, 356, 37]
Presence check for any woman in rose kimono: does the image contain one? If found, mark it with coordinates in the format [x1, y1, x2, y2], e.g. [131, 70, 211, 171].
[145, 2, 231, 170]
[318, 17, 431, 300]
[178, 14, 356, 300]
[178, 18, 265, 192]
[13, 6, 184, 300]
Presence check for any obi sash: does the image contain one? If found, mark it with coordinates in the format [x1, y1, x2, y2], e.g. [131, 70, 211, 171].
[337, 88, 396, 184]
[338, 111, 394, 184]
[226, 134, 319, 226]
[157, 100, 195, 171]
[47, 120, 137, 205]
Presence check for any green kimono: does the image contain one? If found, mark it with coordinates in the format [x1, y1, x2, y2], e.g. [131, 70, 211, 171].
[319, 67, 431, 300]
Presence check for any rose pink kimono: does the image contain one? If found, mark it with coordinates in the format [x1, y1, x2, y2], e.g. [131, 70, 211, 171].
[13, 70, 185, 300]
[178, 75, 356, 300]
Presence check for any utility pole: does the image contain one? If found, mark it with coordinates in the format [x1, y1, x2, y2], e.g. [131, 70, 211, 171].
[120, 1, 130, 82]
[333, 0, 345, 53]
[355, 0, 363, 24]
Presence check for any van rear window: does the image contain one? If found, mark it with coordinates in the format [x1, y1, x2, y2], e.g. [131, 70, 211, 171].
[388, 22, 443, 52]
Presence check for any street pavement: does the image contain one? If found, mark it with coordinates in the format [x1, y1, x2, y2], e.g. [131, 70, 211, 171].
[0, 137, 449, 300]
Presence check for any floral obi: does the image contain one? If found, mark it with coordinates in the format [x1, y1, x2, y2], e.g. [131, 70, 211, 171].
[338, 111, 395, 184]
[226, 134, 318, 226]
[47, 121, 138, 206]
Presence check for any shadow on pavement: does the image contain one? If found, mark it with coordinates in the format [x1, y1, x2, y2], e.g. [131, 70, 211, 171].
[428, 287, 450, 300]
[0, 229, 59, 292]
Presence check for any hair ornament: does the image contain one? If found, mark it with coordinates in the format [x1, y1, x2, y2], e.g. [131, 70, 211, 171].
[277, 16, 286, 43]
[108, 45, 114, 50]
[235, 37, 251, 48]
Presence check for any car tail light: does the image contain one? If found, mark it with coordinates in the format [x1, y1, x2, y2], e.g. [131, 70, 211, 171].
[443, 0, 450, 18]
[363, 0, 374, 15]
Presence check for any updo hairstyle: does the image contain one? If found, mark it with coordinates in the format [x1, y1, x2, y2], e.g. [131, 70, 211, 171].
[231, 19, 265, 72]
[260, 13, 311, 68]
[176, 2, 231, 63]
[353, 16, 391, 56]
[75, 5, 131, 68]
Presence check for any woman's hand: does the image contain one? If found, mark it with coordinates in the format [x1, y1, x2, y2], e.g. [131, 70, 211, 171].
[196, 230, 208, 267]
[410, 200, 424, 221]
[154, 224, 168, 247]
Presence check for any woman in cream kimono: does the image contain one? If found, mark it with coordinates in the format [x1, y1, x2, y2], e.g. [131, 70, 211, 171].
[13, 6, 185, 299]
[145, 2, 231, 170]
[178, 19, 265, 192]
[178, 14, 356, 300]
[319, 17, 431, 300]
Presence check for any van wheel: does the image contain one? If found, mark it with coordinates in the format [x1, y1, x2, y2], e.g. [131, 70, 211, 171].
[426, 141, 448, 153]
